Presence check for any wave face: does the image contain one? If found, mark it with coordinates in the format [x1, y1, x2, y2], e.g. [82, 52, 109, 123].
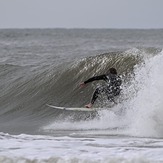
[0, 29, 163, 138]
[0, 49, 141, 132]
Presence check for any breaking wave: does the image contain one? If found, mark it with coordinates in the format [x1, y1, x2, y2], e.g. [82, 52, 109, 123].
[0, 47, 163, 138]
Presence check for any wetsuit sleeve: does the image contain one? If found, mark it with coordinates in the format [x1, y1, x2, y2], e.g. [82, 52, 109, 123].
[84, 75, 107, 84]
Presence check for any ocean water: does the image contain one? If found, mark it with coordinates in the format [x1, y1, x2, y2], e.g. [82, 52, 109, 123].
[0, 29, 163, 162]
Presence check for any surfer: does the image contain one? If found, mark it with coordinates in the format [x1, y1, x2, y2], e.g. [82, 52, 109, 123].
[80, 68, 122, 108]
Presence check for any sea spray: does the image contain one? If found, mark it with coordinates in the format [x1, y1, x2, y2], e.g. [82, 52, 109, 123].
[127, 51, 163, 137]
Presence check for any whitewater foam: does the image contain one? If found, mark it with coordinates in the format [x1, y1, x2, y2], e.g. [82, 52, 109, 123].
[126, 50, 163, 138]
[0, 132, 162, 163]
[0, 156, 154, 163]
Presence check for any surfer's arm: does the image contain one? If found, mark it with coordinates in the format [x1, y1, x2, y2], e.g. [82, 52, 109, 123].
[84, 75, 107, 84]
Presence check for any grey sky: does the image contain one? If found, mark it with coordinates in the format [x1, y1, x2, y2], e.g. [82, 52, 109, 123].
[0, 0, 162, 28]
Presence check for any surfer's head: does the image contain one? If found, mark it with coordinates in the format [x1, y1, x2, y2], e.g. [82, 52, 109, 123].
[109, 68, 117, 74]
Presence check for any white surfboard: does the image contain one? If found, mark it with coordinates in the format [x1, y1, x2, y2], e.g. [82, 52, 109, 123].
[46, 104, 104, 112]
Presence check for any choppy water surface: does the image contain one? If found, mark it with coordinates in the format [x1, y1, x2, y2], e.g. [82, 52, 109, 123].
[0, 29, 163, 162]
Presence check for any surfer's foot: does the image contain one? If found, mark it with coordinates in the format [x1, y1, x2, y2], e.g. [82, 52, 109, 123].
[85, 103, 92, 108]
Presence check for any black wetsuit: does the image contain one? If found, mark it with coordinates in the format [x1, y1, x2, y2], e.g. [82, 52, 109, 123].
[84, 73, 122, 104]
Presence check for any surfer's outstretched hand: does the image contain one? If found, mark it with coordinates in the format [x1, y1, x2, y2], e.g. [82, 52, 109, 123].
[79, 82, 86, 88]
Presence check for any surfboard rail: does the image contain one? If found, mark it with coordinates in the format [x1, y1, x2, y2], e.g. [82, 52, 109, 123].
[46, 104, 102, 112]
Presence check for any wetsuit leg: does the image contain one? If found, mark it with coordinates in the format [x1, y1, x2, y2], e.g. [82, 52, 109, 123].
[106, 88, 121, 103]
[90, 87, 121, 105]
[90, 87, 104, 104]
[106, 94, 115, 103]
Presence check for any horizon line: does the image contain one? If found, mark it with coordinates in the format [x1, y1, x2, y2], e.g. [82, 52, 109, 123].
[0, 27, 163, 30]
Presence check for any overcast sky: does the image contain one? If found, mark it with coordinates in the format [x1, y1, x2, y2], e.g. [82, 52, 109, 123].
[0, 0, 162, 29]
